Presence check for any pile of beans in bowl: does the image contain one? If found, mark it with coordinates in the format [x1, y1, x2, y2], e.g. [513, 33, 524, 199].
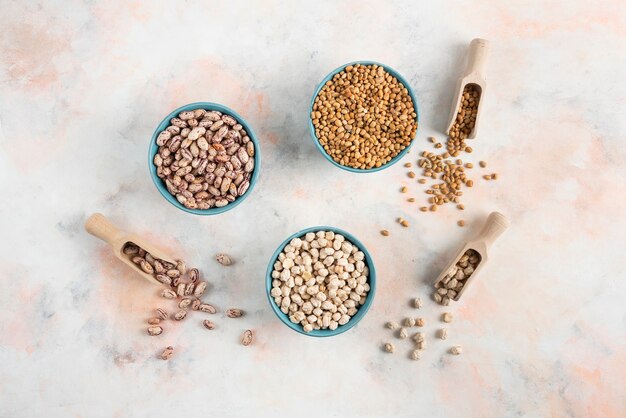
[311, 64, 417, 170]
[269, 230, 370, 332]
[153, 109, 255, 210]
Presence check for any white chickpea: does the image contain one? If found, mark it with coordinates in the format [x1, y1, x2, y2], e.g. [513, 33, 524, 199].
[282, 258, 294, 269]
[329, 321, 338, 330]
[271, 287, 281, 297]
[321, 300, 334, 310]
[306, 285, 319, 295]
[355, 284, 365, 295]
[303, 324, 313, 332]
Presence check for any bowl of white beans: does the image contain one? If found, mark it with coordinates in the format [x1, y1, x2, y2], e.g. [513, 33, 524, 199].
[265, 226, 376, 337]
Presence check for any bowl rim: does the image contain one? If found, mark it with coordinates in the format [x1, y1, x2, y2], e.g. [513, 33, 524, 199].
[148, 101, 261, 215]
[265, 226, 377, 337]
[308, 60, 420, 173]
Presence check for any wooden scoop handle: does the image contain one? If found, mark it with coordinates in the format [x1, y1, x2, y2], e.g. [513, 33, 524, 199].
[465, 38, 489, 78]
[477, 211, 509, 247]
[85, 213, 125, 247]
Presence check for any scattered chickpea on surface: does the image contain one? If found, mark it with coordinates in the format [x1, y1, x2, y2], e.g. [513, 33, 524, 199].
[386, 321, 399, 330]
[398, 328, 408, 339]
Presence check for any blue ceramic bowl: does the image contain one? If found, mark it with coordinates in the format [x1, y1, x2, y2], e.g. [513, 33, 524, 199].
[309, 61, 420, 173]
[266, 226, 377, 337]
[148, 102, 261, 215]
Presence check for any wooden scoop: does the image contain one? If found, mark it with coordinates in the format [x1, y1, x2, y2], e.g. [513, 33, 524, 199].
[84, 213, 176, 286]
[434, 211, 509, 301]
[445, 38, 490, 139]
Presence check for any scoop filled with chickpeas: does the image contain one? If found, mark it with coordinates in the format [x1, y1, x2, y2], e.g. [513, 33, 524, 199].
[266, 227, 376, 336]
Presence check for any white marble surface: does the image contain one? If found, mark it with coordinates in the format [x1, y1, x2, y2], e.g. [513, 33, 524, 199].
[1, 1, 625, 417]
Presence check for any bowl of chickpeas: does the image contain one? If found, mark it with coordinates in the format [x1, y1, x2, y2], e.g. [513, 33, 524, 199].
[265, 226, 376, 337]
